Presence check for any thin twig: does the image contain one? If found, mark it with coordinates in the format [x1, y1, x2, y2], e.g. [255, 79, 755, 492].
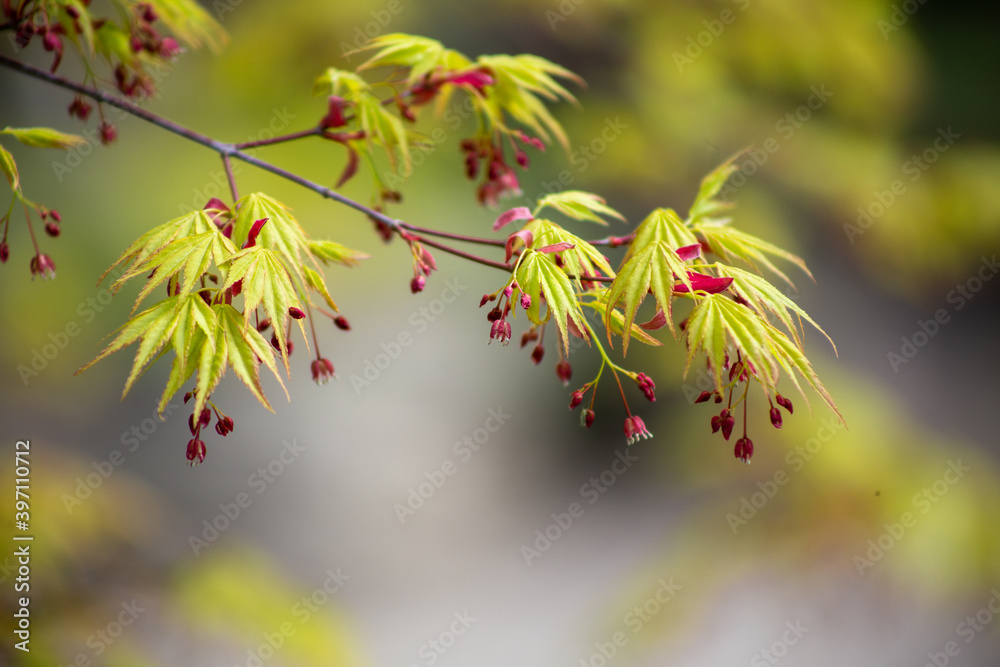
[221, 154, 239, 201]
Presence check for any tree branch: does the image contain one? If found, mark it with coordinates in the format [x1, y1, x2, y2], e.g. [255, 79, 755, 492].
[0, 53, 617, 281]
[0, 53, 406, 233]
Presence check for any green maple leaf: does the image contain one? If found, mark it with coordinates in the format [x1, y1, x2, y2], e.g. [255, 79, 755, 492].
[0, 145, 19, 191]
[313, 67, 368, 96]
[694, 223, 810, 286]
[603, 241, 689, 352]
[308, 240, 370, 267]
[683, 294, 839, 417]
[581, 297, 661, 347]
[477, 53, 581, 150]
[520, 219, 615, 283]
[626, 208, 699, 262]
[355, 94, 412, 174]
[714, 265, 834, 351]
[355, 34, 471, 84]
[533, 191, 625, 226]
[102, 210, 218, 288]
[78, 294, 216, 407]
[216, 304, 285, 412]
[222, 246, 305, 370]
[0, 126, 87, 150]
[231, 193, 312, 278]
[304, 266, 338, 312]
[117, 230, 237, 313]
[687, 154, 740, 225]
[515, 250, 587, 352]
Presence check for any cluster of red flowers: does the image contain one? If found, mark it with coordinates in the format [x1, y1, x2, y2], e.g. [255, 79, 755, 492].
[694, 358, 794, 464]
[183, 394, 235, 467]
[461, 131, 544, 207]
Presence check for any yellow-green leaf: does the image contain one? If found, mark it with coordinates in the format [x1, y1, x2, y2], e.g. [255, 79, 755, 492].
[0, 145, 18, 191]
[626, 208, 699, 263]
[312, 68, 368, 97]
[604, 239, 695, 352]
[687, 154, 740, 224]
[522, 219, 615, 283]
[120, 230, 237, 312]
[233, 193, 311, 277]
[1, 127, 87, 150]
[694, 223, 811, 286]
[304, 266, 338, 311]
[101, 210, 217, 287]
[515, 251, 587, 352]
[308, 240, 370, 267]
[533, 191, 624, 226]
[715, 265, 834, 352]
[222, 246, 304, 371]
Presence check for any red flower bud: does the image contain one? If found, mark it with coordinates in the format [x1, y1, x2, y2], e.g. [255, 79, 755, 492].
[776, 394, 794, 414]
[721, 413, 736, 441]
[569, 390, 583, 410]
[769, 407, 783, 429]
[68, 96, 92, 121]
[45, 221, 60, 237]
[583, 409, 595, 429]
[159, 37, 181, 59]
[99, 120, 117, 145]
[555, 360, 572, 386]
[29, 253, 56, 280]
[186, 438, 206, 466]
[311, 357, 336, 385]
[624, 415, 652, 445]
[531, 344, 544, 365]
[734, 437, 754, 464]
[0, 242, 9, 264]
[695, 391, 712, 404]
[257, 318, 271, 332]
[334, 316, 351, 331]
[410, 275, 426, 293]
[288, 307, 306, 320]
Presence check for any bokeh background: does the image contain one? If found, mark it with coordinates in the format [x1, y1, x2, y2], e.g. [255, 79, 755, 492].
[2, 0, 1000, 665]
